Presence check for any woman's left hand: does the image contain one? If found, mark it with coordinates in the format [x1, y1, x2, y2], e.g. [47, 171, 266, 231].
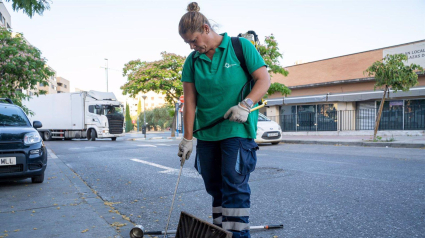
[224, 103, 250, 123]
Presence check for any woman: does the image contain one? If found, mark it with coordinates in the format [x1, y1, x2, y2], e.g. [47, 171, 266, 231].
[177, 2, 270, 238]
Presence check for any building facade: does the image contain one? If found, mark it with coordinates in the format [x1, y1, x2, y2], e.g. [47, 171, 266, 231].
[56, 77, 70, 93]
[125, 91, 167, 117]
[35, 66, 58, 95]
[265, 40, 425, 133]
[0, 2, 11, 29]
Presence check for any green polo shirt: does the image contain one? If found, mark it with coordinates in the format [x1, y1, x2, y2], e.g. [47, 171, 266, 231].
[181, 32, 266, 141]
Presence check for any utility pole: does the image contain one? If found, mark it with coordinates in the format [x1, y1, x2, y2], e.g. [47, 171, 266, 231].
[142, 95, 147, 139]
[104, 58, 109, 92]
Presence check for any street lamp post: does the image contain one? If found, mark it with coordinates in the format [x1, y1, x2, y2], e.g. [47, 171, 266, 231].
[104, 58, 109, 92]
[142, 95, 147, 138]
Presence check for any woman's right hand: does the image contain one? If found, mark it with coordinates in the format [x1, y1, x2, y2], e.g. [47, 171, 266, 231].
[177, 138, 193, 164]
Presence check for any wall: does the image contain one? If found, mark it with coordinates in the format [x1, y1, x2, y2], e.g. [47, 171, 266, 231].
[0, 3, 11, 28]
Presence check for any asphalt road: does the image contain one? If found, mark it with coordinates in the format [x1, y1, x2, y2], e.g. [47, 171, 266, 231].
[36, 137, 425, 238]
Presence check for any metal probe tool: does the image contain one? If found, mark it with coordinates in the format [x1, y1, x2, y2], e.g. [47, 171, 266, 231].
[164, 156, 185, 237]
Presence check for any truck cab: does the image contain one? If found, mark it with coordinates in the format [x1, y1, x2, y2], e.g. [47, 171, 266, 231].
[83, 91, 125, 141]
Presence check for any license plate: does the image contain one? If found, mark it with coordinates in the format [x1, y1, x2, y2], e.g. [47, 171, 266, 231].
[268, 133, 279, 137]
[0, 157, 16, 166]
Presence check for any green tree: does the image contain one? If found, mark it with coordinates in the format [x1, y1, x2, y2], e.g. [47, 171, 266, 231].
[125, 102, 133, 132]
[0, 27, 55, 114]
[364, 53, 424, 140]
[122, 52, 185, 136]
[139, 105, 173, 132]
[121, 52, 185, 104]
[258, 34, 291, 98]
[4, 0, 51, 18]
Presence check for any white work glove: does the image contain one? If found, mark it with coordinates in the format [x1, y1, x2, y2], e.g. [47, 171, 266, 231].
[178, 138, 193, 165]
[224, 103, 250, 123]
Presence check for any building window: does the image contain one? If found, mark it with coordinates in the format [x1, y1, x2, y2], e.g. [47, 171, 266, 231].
[39, 83, 44, 87]
[6, 23, 10, 29]
[64, 85, 67, 88]
[57, 83, 63, 86]
[376, 100, 403, 130]
[404, 99, 425, 130]
[317, 104, 337, 131]
[51, 84, 54, 89]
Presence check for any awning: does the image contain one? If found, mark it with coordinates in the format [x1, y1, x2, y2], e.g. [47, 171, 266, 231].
[282, 87, 425, 105]
[265, 98, 284, 106]
[283, 95, 327, 104]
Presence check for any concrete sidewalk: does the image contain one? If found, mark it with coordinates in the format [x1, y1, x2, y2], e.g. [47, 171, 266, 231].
[0, 149, 132, 238]
[280, 134, 425, 148]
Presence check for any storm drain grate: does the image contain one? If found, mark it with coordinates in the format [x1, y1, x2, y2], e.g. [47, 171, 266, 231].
[175, 211, 232, 238]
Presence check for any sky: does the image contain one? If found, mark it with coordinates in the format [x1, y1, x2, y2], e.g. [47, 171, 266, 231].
[3, 0, 425, 101]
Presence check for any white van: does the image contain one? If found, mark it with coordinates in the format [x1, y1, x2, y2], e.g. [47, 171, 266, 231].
[255, 113, 282, 145]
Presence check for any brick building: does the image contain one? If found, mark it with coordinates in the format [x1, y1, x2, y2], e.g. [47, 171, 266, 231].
[264, 40, 425, 133]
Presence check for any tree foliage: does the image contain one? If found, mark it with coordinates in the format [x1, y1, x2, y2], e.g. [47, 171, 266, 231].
[0, 27, 55, 114]
[121, 52, 185, 105]
[4, 0, 51, 18]
[364, 53, 424, 140]
[258, 34, 290, 97]
[265, 82, 291, 98]
[125, 102, 133, 132]
[139, 105, 173, 131]
[366, 54, 423, 92]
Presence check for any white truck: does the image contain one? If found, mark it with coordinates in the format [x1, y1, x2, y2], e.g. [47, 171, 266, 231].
[24, 91, 125, 141]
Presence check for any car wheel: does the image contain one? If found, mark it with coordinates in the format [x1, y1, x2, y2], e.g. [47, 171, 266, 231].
[43, 131, 52, 141]
[89, 129, 97, 141]
[111, 137, 117, 141]
[271, 142, 280, 145]
[31, 172, 44, 183]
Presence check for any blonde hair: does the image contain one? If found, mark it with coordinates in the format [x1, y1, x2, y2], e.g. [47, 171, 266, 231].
[178, 2, 212, 35]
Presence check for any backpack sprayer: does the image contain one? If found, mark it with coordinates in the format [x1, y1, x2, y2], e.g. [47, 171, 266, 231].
[130, 31, 280, 238]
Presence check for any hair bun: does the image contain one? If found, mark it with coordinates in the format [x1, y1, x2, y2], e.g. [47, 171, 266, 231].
[187, 2, 200, 12]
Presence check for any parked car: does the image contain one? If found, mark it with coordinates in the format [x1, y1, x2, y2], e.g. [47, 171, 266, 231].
[255, 113, 282, 145]
[0, 98, 47, 183]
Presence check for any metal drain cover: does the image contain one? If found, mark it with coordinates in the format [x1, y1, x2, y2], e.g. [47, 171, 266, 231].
[175, 211, 233, 238]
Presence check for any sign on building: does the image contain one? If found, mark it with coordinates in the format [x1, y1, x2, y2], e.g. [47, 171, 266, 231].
[383, 41, 425, 67]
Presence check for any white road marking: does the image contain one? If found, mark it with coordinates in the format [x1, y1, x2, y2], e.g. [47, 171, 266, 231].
[131, 158, 201, 179]
[131, 158, 172, 170]
[47, 149, 58, 159]
[137, 145, 157, 147]
[84, 147, 96, 149]
[156, 144, 171, 146]
[69, 148, 80, 150]
[301, 158, 356, 165]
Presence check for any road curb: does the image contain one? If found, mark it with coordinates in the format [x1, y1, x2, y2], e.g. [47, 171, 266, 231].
[280, 140, 425, 148]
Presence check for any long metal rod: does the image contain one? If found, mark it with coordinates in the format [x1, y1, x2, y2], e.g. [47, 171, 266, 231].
[144, 224, 283, 235]
[164, 160, 184, 236]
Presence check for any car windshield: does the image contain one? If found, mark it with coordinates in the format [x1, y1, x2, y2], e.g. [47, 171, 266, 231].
[258, 113, 271, 121]
[0, 105, 31, 127]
